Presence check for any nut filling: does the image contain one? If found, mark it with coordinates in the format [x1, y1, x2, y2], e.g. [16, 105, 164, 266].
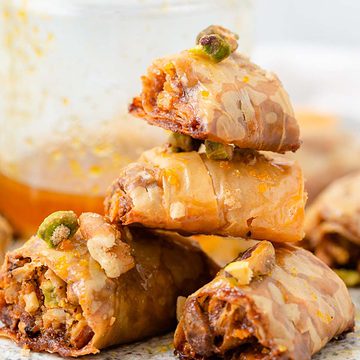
[177, 294, 273, 360]
[0, 255, 94, 356]
[130, 62, 204, 137]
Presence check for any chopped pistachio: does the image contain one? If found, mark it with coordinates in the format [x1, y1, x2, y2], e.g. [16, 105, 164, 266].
[37, 210, 79, 248]
[334, 269, 360, 287]
[196, 25, 239, 53]
[40, 280, 58, 308]
[225, 241, 276, 286]
[241, 241, 276, 277]
[192, 25, 239, 63]
[168, 132, 201, 153]
[198, 34, 231, 63]
[224, 261, 253, 285]
[205, 140, 234, 160]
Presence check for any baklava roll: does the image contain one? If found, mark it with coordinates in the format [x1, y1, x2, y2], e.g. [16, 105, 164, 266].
[105, 147, 306, 242]
[129, 50, 300, 153]
[0, 213, 212, 357]
[305, 171, 360, 286]
[174, 241, 355, 360]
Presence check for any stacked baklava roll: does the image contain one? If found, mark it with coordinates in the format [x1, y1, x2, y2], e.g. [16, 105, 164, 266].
[0, 26, 354, 359]
[106, 25, 305, 243]
[104, 26, 354, 360]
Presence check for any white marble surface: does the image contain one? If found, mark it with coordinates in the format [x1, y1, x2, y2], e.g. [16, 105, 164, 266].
[1, 289, 359, 360]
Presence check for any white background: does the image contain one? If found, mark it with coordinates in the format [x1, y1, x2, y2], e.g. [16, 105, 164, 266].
[252, 0, 360, 121]
[254, 0, 360, 47]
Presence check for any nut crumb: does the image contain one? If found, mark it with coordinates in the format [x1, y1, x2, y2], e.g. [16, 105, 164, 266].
[170, 202, 186, 220]
[225, 261, 253, 285]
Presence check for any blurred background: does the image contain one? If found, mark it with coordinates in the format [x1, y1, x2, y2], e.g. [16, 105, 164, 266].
[256, 0, 360, 47]
[254, 0, 360, 121]
[0, 0, 359, 237]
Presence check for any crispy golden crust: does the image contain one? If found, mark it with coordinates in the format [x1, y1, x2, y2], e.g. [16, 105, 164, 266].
[105, 147, 306, 242]
[129, 51, 300, 153]
[0, 215, 212, 357]
[174, 243, 355, 360]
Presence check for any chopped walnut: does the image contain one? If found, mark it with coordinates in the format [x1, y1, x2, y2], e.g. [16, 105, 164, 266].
[23, 292, 40, 314]
[79, 213, 135, 278]
[42, 309, 66, 329]
[170, 202, 186, 220]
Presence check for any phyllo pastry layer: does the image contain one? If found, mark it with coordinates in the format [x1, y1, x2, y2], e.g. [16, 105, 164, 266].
[106, 147, 306, 242]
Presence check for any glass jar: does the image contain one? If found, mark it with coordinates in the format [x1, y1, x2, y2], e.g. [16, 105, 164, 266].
[0, 0, 253, 237]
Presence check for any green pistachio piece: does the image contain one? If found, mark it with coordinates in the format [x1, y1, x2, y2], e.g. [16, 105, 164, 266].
[37, 210, 79, 248]
[205, 140, 234, 160]
[40, 280, 58, 307]
[192, 25, 239, 63]
[196, 25, 239, 53]
[334, 269, 360, 287]
[197, 34, 231, 63]
[168, 132, 201, 153]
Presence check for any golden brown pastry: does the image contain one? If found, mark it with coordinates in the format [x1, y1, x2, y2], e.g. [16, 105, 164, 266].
[0, 213, 212, 356]
[175, 241, 355, 360]
[105, 146, 306, 242]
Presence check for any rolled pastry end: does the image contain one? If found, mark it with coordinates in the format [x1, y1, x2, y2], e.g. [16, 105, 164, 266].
[174, 242, 280, 358]
[0, 255, 97, 357]
[0, 213, 135, 357]
[174, 285, 285, 359]
[104, 162, 161, 227]
[129, 63, 206, 139]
